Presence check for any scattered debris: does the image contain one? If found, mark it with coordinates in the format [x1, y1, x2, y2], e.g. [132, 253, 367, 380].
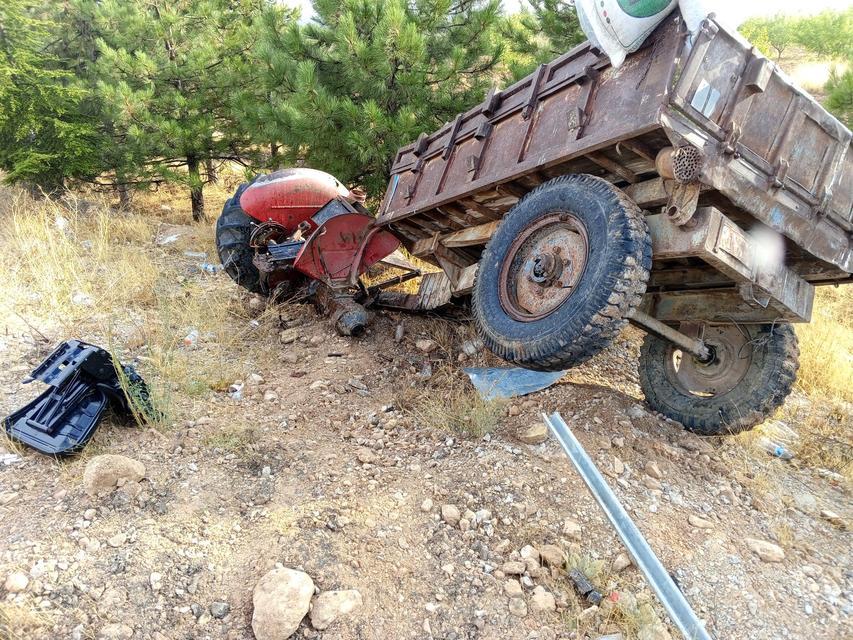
[3, 340, 153, 455]
[543, 412, 712, 640]
[568, 568, 604, 605]
[0, 452, 22, 465]
[199, 262, 222, 274]
[183, 329, 200, 347]
[756, 436, 794, 460]
[463, 367, 567, 400]
[156, 233, 180, 246]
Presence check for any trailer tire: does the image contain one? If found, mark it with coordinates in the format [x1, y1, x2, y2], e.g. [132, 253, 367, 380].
[638, 323, 799, 435]
[472, 174, 651, 371]
[215, 182, 264, 294]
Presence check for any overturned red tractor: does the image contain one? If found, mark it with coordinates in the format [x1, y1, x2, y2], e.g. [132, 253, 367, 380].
[216, 15, 852, 436]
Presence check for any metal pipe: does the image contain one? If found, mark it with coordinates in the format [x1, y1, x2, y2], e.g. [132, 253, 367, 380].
[629, 310, 711, 361]
[542, 413, 714, 640]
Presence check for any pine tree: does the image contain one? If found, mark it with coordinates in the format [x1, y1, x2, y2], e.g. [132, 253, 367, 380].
[74, 0, 268, 220]
[501, 0, 586, 80]
[248, 0, 506, 197]
[0, 0, 103, 193]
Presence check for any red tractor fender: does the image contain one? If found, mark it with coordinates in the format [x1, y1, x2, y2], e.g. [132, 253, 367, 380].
[240, 168, 356, 235]
[293, 213, 400, 285]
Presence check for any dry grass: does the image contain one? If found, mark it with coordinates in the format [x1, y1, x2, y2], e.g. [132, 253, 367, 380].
[559, 550, 663, 640]
[726, 286, 853, 485]
[788, 286, 853, 478]
[0, 602, 56, 640]
[0, 185, 281, 425]
[404, 364, 506, 439]
[795, 286, 853, 403]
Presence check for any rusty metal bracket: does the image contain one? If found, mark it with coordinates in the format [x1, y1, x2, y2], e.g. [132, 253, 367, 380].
[413, 133, 429, 157]
[738, 283, 771, 308]
[665, 181, 701, 226]
[442, 114, 464, 160]
[647, 208, 815, 322]
[721, 124, 741, 156]
[770, 159, 789, 190]
[482, 86, 502, 117]
[522, 64, 548, 120]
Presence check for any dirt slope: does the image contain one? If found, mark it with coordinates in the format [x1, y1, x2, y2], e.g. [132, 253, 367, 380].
[0, 245, 850, 640]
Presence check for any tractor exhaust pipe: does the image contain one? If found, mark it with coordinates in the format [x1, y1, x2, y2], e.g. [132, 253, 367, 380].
[332, 301, 370, 337]
[313, 284, 371, 337]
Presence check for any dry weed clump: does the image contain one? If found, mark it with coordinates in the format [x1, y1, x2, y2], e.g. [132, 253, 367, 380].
[788, 286, 853, 478]
[406, 365, 506, 439]
[795, 286, 853, 403]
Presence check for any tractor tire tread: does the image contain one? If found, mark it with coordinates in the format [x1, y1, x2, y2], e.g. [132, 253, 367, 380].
[472, 173, 651, 371]
[638, 323, 800, 435]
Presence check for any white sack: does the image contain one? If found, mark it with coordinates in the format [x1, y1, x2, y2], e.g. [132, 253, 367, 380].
[575, 0, 744, 68]
[576, 0, 678, 68]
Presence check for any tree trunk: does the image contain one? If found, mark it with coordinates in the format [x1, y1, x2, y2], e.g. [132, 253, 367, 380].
[116, 171, 133, 210]
[117, 184, 133, 210]
[205, 157, 218, 184]
[270, 143, 279, 166]
[187, 155, 206, 222]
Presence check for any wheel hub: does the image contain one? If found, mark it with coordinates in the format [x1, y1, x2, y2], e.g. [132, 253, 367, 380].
[668, 325, 752, 397]
[527, 252, 564, 285]
[499, 212, 589, 321]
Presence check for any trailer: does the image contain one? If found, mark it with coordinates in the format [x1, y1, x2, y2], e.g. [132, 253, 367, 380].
[216, 14, 852, 436]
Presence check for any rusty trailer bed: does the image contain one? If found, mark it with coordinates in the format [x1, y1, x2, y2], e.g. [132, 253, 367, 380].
[375, 15, 852, 323]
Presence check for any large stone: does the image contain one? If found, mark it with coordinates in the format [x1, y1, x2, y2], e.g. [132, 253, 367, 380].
[441, 504, 461, 527]
[530, 585, 556, 613]
[415, 339, 438, 353]
[97, 624, 134, 640]
[4, 571, 29, 593]
[83, 455, 146, 497]
[745, 538, 785, 563]
[562, 519, 582, 540]
[501, 561, 526, 575]
[517, 423, 548, 445]
[612, 552, 632, 572]
[638, 622, 674, 640]
[309, 589, 363, 630]
[688, 514, 714, 529]
[538, 544, 565, 568]
[644, 461, 663, 480]
[508, 597, 528, 617]
[252, 568, 315, 640]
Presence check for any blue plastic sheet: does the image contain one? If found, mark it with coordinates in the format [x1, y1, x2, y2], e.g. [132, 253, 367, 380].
[463, 367, 567, 401]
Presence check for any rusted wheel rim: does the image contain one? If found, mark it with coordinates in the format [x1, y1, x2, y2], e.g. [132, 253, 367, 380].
[666, 325, 752, 397]
[498, 212, 589, 322]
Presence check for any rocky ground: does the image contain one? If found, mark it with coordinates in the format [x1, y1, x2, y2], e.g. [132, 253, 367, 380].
[1, 247, 850, 640]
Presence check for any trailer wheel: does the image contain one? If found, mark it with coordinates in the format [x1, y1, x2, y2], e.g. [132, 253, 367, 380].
[472, 174, 651, 371]
[215, 183, 264, 294]
[638, 323, 799, 435]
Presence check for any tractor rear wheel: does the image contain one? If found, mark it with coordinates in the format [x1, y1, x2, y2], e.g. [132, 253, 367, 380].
[215, 183, 264, 294]
[638, 323, 800, 435]
[472, 174, 651, 371]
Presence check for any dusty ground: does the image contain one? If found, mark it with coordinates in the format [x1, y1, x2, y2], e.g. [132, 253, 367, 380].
[0, 222, 850, 640]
